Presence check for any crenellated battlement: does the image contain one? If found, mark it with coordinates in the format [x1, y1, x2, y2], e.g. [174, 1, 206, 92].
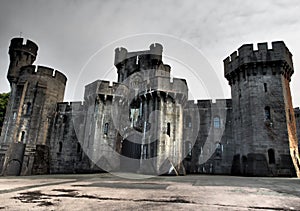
[114, 43, 164, 83]
[56, 101, 84, 112]
[9, 37, 38, 57]
[83, 76, 188, 103]
[144, 76, 187, 95]
[114, 43, 163, 66]
[19, 65, 67, 85]
[224, 41, 294, 80]
[84, 80, 128, 101]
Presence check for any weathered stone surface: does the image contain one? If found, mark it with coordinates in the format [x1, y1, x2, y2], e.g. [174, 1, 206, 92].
[224, 42, 299, 177]
[0, 38, 299, 177]
[0, 38, 66, 176]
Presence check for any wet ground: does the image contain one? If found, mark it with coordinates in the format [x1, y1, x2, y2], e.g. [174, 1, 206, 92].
[0, 173, 299, 210]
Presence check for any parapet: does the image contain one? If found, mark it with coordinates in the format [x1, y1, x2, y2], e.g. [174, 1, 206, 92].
[114, 43, 163, 66]
[9, 37, 38, 57]
[197, 99, 232, 108]
[19, 65, 67, 85]
[224, 41, 293, 78]
[84, 80, 128, 101]
[141, 76, 188, 97]
[56, 102, 84, 112]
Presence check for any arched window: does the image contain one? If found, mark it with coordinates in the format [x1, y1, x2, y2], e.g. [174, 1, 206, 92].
[265, 106, 271, 120]
[185, 115, 192, 128]
[167, 122, 171, 136]
[58, 142, 63, 153]
[213, 116, 221, 128]
[268, 149, 275, 164]
[104, 123, 109, 135]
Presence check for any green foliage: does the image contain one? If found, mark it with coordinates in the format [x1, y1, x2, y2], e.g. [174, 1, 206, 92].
[0, 92, 10, 135]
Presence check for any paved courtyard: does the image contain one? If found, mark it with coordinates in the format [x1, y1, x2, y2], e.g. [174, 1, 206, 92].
[0, 173, 299, 210]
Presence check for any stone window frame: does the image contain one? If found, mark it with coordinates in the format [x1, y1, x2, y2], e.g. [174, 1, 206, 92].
[166, 122, 171, 136]
[185, 115, 192, 128]
[104, 122, 109, 135]
[264, 106, 271, 121]
[213, 116, 221, 128]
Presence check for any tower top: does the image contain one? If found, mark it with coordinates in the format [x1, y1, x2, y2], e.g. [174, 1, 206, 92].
[9, 37, 38, 57]
[114, 43, 163, 66]
[224, 41, 293, 81]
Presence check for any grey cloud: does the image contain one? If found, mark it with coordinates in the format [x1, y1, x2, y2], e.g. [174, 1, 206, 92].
[0, 0, 299, 106]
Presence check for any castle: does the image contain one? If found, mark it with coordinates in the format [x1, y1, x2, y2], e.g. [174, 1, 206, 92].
[0, 37, 299, 177]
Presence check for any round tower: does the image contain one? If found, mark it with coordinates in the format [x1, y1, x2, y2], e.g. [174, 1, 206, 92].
[224, 41, 300, 177]
[7, 38, 38, 83]
[1, 37, 67, 176]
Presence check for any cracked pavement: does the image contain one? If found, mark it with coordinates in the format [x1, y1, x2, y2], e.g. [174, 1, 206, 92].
[0, 173, 299, 210]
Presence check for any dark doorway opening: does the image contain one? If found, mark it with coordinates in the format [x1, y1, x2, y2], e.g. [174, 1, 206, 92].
[120, 136, 141, 172]
[268, 149, 275, 164]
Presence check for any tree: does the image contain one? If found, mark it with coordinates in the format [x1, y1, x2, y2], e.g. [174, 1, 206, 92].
[0, 92, 10, 136]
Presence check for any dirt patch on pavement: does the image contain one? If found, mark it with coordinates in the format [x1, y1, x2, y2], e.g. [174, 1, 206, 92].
[12, 189, 194, 207]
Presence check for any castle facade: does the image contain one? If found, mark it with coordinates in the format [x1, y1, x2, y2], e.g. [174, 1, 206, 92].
[0, 37, 299, 177]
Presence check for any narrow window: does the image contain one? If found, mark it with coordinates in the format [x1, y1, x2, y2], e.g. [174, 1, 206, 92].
[268, 149, 275, 164]
[139, 102, 143, 117]
[265, 106, 271, 120]
[216, 143, 222, 157]
[264, 83, 268, 92]
[58, 142, 63, 153]
[167, 122, 171, 136]
[213, 116, 221, 128]
[104, 123, 109, 135]
[26, 102, 31, 115]
[20, 131, 25, 142]
[185, 115, 192, 128]
[77, 143, 81, 153]
[188, 142, 192, 156]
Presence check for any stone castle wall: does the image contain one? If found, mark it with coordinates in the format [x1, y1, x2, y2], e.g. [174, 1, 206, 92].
[183, 99, 234, 174]
[1, 38, 299, 177]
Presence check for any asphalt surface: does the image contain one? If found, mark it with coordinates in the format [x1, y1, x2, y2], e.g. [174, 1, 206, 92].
[0, 173, 299, 210]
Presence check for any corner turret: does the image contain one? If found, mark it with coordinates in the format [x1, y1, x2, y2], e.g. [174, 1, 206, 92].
[7, 38, 38, 83]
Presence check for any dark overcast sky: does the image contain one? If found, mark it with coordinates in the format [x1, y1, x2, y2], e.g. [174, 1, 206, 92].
[0, 0, 299, 106]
